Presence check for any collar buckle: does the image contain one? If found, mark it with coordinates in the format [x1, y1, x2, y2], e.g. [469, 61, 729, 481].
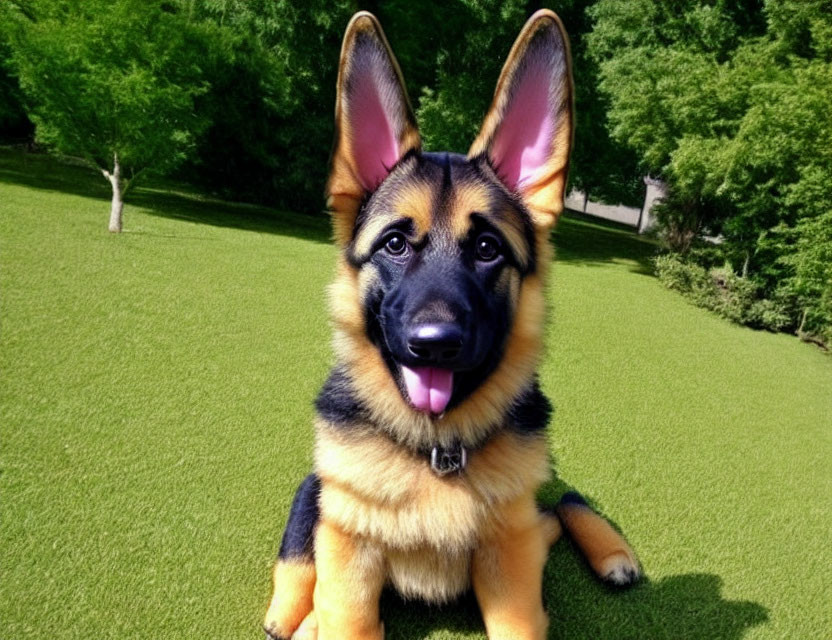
[430, 442, 468, 476]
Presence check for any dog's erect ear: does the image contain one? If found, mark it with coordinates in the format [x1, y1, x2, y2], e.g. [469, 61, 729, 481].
[468, 10, 573, 228]
[327, 12, 421, 245]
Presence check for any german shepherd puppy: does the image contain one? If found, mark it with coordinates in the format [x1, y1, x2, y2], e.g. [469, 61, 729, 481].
[264, 10, 639, 639]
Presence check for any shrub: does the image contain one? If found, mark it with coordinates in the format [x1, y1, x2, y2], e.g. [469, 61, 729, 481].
[654, 253, 798, 337]
[653, 254, 710, 294]
[748, 298, 792, 331]
[708, 266, 760, 325]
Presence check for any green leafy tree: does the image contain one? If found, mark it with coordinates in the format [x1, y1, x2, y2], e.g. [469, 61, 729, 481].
[0, 38, 33, 144]
[587, 0, 767, 248]
[404, 0, 530, 153]
[185, 0, 643, 211]
[766, 211, 832, 345]
[2, 0, 211, 231]
[590, 0, 832, 344]
[394, 0, 642, 206]
[715, 32, 832, 280]
[180, 0, 356, 212]
[171, 1, 643, 212]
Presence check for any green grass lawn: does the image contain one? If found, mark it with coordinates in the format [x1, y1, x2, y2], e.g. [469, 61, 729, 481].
[2, 148, 830, 639]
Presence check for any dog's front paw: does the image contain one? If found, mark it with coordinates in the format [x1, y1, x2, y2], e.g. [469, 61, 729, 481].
[265, 610, 317, 640]
[599, 550, 641, 587]
[264, 559, 317, 638]
[262, 604, 299, 640]
[263, 620, 291, 640]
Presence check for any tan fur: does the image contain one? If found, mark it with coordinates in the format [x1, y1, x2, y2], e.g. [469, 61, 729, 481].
[311, 424, 551, 605]
[292, 611, 319, 640]
[356, 263, 381, 305]
[264, 560, 316, 639]
[386, 545, 472, 603]
[313, 519, 386, 639]
[449, 184, 532, 271]
[472, 496, 551, 640]
[351, 180, 434, 260]
[556, 502, 640, 585]
[541, 510, 563, 546]
[388, 179, 435, 236]
[315, 424, 550, 549]
[495, 268, 521, 316]
[449, 182, 492, 238]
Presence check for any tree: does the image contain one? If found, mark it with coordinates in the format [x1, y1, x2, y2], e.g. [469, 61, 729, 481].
[0, 38, 33, 144]
[184, 0, 643, 212]
[590, 0, 832, 344]
[180, 0, 356, 213]
[2, 0, 211, 231]
[773, 211, 832, 345]
[386, 0, 643, 206]
[135, 1, 644, 213]
[587, 0, 769, 248]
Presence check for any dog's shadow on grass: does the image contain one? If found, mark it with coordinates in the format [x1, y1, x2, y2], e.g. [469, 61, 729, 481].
[380, 478, 768, 640]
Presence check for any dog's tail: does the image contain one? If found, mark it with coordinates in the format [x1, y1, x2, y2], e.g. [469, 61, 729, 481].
[541, 492, 640, 587]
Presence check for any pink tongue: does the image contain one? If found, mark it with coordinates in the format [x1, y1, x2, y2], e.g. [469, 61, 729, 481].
[401, 366, 453, 415]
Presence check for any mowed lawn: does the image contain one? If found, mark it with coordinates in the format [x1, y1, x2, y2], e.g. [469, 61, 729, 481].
[1, 149, 830, 639]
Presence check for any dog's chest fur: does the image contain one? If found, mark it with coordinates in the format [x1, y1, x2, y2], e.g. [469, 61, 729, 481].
[314, 420, 550, 602]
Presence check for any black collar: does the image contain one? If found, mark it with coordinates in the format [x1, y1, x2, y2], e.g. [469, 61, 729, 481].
[316, 368, 552, 476]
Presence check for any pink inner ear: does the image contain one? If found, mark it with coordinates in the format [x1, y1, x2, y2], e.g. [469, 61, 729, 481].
[348, 69, 400, 191]
[490, 57, 555, 192]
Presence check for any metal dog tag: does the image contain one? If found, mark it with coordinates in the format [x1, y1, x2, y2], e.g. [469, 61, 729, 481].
[430, 442, 468, 476]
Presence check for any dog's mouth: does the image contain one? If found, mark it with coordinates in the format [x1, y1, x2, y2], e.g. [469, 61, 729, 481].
[400, 365, 454, 416]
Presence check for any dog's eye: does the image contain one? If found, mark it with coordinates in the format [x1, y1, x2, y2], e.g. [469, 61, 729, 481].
[385, 232, 408, 256]
[475, 233, 501, 262]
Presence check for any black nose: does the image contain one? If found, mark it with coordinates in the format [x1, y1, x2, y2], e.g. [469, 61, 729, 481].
[406, 323, 463, 364]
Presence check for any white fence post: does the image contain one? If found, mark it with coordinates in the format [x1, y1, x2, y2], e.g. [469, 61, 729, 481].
[638, 177, 668, 234]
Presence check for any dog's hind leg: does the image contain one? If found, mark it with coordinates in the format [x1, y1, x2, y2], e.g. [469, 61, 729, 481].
[554, 491, 640, 587]
[264, 474, 320, 640]
[539, 507, 563, 546]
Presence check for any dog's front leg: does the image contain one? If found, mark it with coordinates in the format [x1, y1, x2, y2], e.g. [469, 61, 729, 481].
[314, 519, 385, 640]
[472, 496, 549, 640]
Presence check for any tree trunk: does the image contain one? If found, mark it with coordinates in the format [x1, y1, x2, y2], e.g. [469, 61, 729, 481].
[103, 153, 124, 233]
[108, 188, 124, 232]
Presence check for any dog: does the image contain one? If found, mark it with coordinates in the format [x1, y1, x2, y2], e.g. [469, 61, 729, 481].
[264, 10, 640, 639]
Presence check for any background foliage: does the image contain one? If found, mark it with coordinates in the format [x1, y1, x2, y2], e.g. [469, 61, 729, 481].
[0, 40, 32, 144]
[589, 0, 832, 346]
[2, 0, 212, 188]
[1, 0, 830, 346]
[0, 0, 642, 210]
